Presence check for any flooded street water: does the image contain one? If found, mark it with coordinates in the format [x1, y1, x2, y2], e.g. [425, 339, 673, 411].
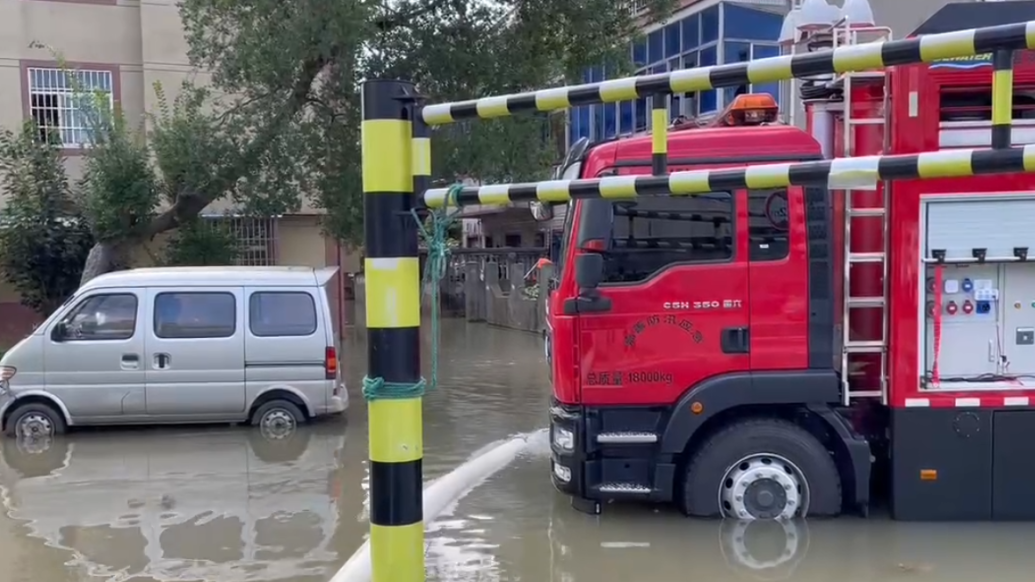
[3, 318, 1035, 581]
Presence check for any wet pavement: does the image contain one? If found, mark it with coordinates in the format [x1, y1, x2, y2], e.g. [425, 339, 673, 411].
[3, 318, 1035, 581]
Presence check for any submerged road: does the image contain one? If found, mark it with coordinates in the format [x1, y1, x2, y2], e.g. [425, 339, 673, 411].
[2, 318, 1035, 581]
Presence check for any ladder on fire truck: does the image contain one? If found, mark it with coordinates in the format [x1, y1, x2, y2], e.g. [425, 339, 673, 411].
[833, 23, 892, 405]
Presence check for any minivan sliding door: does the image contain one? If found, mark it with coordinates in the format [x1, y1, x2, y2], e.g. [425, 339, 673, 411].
[144, 287, 246, 416]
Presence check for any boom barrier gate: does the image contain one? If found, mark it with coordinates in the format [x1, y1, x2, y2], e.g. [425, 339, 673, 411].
[359, 20, 1035, 582]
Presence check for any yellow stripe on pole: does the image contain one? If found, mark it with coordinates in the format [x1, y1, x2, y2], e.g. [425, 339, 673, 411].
[669, 171, 712, 195]
[743, 164, 793, 190]
[363, 120, 413, 193]
[746, 55, 794, 84]
[916, 150, 974, 179]
[536, 180, 573, 202]
[600, 78, 640, 102]
[918, 29, 977, 62]
[365, 257, 421, 329]
[368, 398, 424, 463]
[370, 522, 425, 582]
[992, 69, 1014, 126]
[832, 43, 885, 73]
[412, 137, 431, 178]
[652, 109, 668, 154]
[600, 176, 638, 199]
[535, 87, 570, 111]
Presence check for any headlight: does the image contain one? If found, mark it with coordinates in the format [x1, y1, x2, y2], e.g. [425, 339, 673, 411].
[553, 461, 572, 483]
[553, 427, 574, 451]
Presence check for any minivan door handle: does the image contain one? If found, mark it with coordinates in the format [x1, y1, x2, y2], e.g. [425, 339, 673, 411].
[720, 327, 750, 354]
[153, 353, 171, 369]
[121, 353, 140, 370]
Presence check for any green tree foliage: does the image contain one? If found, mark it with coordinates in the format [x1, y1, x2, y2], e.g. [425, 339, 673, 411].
[0, 122, 94, 315]
[68, 0, 673, 282]
[175, 0, 674, 241]
[161, 218, 240, 267]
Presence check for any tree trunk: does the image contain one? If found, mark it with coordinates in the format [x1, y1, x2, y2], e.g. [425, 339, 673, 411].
[79, 241, 123, 286]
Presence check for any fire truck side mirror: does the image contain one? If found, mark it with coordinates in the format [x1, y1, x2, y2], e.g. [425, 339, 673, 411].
[575, 253, 604, 290]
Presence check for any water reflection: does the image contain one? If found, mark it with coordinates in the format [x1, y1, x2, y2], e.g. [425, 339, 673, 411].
[0, 424, 347, 582]
[5, 320, 1035, 582]
[429, 434, 1035, 582]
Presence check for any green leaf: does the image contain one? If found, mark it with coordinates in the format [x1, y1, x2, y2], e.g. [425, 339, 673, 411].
[0, 122, 95, 315]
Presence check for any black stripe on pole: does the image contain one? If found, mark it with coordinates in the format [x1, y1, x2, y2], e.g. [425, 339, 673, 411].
[369, 458, 424, 526]
[367, 327, 421, 381]
[973, 23, 1028, 53]
[876, 156, 922, 180]
[365, 195, 419, 259]
[972, 148, 1026, 173]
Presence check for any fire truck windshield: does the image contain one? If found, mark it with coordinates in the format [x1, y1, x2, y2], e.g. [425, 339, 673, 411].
[552, 162, 581, 276]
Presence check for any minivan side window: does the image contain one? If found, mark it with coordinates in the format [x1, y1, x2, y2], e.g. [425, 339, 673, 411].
[60, 294, 138, 341]
[154, 292, 236, 339]
[249, 292, 317, 337]
[603, 192, 734, 283]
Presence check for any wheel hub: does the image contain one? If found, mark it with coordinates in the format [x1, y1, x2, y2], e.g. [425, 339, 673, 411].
[720, 454, 807, 520]
[261, 410, 296, 439]
[744, 480, 788, 519]
[18, 414, 53, 438]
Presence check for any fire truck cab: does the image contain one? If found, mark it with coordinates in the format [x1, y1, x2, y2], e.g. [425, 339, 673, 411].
[546, 1, 1035, 521]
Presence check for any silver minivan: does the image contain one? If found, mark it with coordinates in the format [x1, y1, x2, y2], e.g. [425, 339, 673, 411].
[0, 266, 348, 439]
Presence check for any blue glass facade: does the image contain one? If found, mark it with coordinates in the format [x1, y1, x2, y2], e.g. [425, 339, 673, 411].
[569, 2, 784, 145]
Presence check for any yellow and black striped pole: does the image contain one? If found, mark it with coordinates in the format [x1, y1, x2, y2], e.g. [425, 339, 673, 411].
[992, 50, 1014, 149]
[361, 79, 425, 582]
[413, 110, 432, 201]
[651, 93, 668, 175]
[424, 146, 1035, 208]
[419, 21, 1035, 126]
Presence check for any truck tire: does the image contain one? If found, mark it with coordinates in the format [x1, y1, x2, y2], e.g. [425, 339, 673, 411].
[680, 417, 841, 519]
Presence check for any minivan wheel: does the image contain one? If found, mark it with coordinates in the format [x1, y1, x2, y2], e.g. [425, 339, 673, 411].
[5, 403, 66, 440]
[251, 400, 306, 440]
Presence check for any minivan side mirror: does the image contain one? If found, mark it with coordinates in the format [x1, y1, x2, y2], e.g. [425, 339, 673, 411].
[574, 253, 604, 290]
[51, 322, 68, 342]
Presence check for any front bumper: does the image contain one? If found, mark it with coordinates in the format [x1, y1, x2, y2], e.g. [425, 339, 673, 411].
[549, 402, 584, 497]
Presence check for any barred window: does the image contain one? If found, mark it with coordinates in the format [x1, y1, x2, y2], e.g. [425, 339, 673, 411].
[27, 68, 113, 147]
[226, 217, 277, 266]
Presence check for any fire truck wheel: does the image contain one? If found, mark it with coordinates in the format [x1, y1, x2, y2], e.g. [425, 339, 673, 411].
[680, 418, 841, 520]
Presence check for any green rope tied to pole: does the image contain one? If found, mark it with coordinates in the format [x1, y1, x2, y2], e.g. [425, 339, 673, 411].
[362, 184, 463, 401]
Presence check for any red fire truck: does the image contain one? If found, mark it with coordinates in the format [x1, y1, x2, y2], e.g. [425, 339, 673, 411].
[546, 1, 1035, 521]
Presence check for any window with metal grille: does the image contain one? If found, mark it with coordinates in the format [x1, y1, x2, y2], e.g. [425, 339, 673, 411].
[224, 217, 277, 266]
[27, 68, 113, 147]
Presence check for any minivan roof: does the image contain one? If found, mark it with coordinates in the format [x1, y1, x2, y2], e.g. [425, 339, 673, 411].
[80, 266, 340, 291]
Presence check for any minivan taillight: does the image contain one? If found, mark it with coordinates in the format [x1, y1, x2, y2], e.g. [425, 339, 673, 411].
[325, 347, 338, 380]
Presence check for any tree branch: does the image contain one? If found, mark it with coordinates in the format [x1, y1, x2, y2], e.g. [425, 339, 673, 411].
[145, 51, 334, 238]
